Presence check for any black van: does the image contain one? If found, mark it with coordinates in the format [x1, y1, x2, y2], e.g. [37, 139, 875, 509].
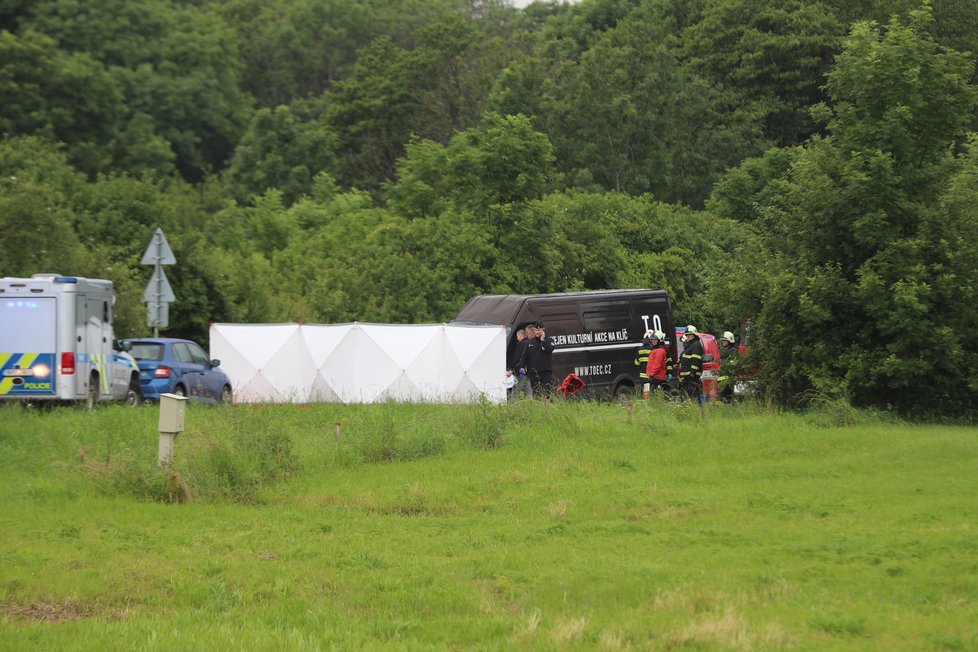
[453, 289, 676, 398]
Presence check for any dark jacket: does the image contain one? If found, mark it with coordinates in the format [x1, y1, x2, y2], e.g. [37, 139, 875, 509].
[634, 338, 653, 379]
[679, 336, 704, 381]
[521, 336, 555, 373]
[508, 338, 528, 372]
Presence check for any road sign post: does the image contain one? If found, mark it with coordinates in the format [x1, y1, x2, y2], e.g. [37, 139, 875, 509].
[141, 228, 176, 336]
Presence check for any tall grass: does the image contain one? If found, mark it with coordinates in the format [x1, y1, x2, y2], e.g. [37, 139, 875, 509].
[1, 397, 976, 650]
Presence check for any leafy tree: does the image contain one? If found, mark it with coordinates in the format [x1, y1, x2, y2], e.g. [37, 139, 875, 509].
[386, 111, 556, 293]
[327, 14, 514, 193]
[0, 179, 92, 278]
[541, 1, 765, 205]
[0, 137, 150, 334]
[0, 138, 88, 278]
[20, 0, 252, 180]
[0, 30, 126, 174]
[219, 0, 373, 106]
[717, 7, 978, 414]
[0, 135, 86, 195]
[0, 1, 30, 32]
[410, 15, 511, 144]
[535, 191, 741, 321]
[327, 36, 418, 192]
[224, 100, 336, 206]
[682, 0, 844, 146]
[706, 146, 801, 224]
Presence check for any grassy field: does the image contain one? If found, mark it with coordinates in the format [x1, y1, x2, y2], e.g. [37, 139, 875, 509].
[0, 398, 976, 650]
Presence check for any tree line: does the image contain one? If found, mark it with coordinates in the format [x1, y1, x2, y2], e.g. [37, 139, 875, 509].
[1, 0, 976, 416]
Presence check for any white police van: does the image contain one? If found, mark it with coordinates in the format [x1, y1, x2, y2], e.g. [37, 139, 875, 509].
[0, 274, 141, 407]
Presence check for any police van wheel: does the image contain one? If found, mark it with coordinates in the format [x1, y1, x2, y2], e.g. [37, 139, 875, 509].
[125, 379, 142, 407]
[86, 374, 98, 410]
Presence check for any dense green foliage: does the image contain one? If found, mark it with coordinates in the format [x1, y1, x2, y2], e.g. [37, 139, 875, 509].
[1, 0, 976, 416]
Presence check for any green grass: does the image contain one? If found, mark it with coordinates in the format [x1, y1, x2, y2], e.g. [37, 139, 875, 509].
[0, 398, 976, 650]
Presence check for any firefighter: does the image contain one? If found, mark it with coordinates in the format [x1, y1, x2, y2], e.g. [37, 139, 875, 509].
[718, 331, 738, 402]
[634, 330, 654, 398]
[645, 331, 669, 394]
[679, 325, 704, 401]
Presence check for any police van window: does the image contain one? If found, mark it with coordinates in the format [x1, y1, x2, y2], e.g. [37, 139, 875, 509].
[103, 301, 110, 323]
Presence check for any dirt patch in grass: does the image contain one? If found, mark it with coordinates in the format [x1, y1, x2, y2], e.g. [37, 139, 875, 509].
[0, 598, 128, 623]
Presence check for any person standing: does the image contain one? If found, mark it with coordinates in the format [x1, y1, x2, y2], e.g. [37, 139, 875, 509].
[679, 325, 704, 401]
[718, 330, 738, 402]
[645, 331, 669, 394]
[522, 321, 555, 396]
[634, 330, 654, 398]
[508, 326, 533, 400]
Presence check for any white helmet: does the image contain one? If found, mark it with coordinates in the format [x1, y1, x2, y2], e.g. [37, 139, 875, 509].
[652, 330, 665, 341]
[721, 331, 735, 344]
[685, 325, 698, 336]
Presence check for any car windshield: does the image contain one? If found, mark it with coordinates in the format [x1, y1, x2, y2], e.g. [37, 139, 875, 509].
[129, 342, 164, 361]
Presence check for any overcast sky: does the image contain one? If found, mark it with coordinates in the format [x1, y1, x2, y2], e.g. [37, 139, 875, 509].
[510, 0, 580, 8]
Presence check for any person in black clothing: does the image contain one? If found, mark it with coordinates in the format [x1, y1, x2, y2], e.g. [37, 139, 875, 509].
[679, 325, 704, 401]
[521, 322, 555, 396]
[634, 330, 654, 398]
[507, 326, 532, 400]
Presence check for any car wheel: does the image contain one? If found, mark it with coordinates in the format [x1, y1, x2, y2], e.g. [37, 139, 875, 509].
[221, 385, 233, 405]
[125, 378, 142, 407]
[173, 384, 186, 398]
[614, 384, 634, 403]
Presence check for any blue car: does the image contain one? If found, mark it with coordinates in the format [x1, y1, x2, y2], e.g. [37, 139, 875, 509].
[123, 338, 232, 404]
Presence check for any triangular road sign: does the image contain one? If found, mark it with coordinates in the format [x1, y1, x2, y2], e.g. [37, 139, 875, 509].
[140, 227, 176, 265]
[147, 302, 169, 328]
[143, 266, 176, 302]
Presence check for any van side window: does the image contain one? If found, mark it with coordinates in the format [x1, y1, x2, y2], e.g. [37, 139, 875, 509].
[103, 300, 110, 323]
[528, 302, 580, 338]
[582, 302, 630, 332]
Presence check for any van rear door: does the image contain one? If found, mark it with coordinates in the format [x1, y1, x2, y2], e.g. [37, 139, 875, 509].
[0, 297, 58, 397]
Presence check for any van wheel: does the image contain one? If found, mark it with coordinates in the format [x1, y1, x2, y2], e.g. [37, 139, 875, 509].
[614, 384, 634, 402]
[86, 373, 99, 410]
[173, 384, 186, 398]
[125, 377, 142, 407]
